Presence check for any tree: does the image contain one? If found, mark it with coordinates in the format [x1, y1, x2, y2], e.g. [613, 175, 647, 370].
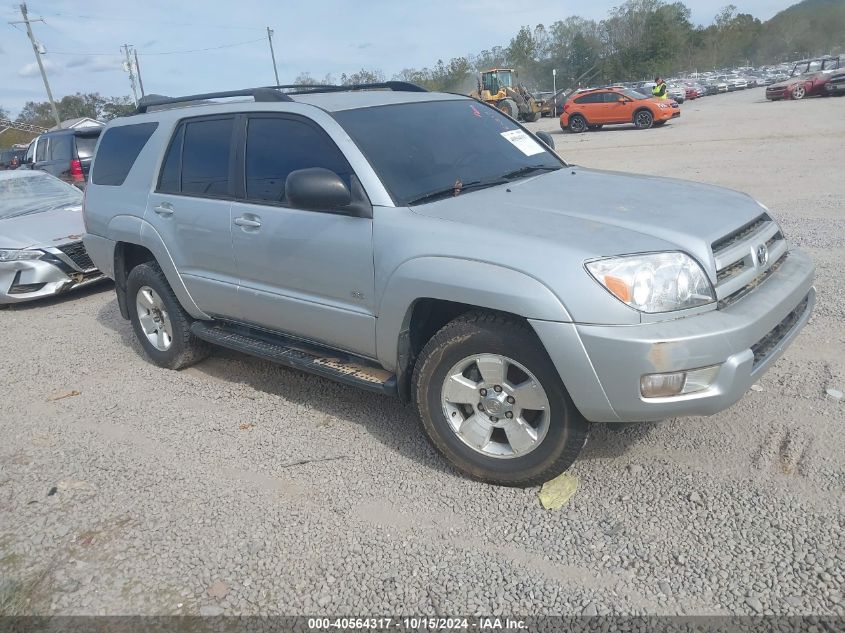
[339, 69, 384, 85]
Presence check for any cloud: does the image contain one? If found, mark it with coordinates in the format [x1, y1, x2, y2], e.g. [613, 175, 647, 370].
[356, 42, 373, 50]
[17, 59, 61, 78]
[65, 56, 124, 73]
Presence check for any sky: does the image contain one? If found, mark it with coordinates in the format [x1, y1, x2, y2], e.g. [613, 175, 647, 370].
[1, 0, 796, 117]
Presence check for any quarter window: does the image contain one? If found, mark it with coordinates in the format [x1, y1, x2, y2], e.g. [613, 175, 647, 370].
[244, 117, 352, 204]
[49, 134, 72, 161]
[93, 123, 158, 186]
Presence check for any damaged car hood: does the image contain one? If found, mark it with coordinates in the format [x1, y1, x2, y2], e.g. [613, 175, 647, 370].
[0, 205, 86, 250]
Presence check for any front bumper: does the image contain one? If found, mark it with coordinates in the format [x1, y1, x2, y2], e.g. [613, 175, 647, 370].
[531, 249, 815, 422]
[0, 249, 105, 304]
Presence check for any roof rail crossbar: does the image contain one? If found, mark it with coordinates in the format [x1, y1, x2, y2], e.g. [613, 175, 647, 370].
[135, 88, 293, 114]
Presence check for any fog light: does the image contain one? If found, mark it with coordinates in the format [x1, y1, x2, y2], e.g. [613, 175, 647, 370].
[640, 365, 720, 398]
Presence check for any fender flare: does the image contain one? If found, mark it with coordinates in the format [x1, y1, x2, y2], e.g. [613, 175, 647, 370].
[107, 215, 209, 320]
[375, 256, 572, 371]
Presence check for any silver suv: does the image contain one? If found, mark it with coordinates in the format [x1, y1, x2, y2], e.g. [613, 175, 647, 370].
[83, 83, 815, 486]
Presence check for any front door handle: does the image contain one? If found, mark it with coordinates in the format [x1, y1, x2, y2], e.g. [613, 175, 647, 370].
[234, 216, 261, 228]
[154, 203, 174, 216]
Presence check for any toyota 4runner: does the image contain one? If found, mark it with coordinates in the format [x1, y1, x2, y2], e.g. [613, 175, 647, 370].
[83, 83, 815, 486]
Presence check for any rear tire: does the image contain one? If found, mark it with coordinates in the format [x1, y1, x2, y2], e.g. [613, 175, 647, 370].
[126, 262, 210, 370]
[568, 114, 588, 133]
[412, 312, 590, 487]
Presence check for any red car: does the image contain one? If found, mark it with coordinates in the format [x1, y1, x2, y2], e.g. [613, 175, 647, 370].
[766, 56, 843, 100]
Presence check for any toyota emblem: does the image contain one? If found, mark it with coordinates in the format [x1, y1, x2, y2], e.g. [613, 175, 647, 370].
[757, 244, 769, 266]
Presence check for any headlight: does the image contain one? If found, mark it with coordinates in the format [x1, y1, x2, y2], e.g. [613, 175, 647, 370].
[586, 252, 715, 313]
[0, 249, 44, 262]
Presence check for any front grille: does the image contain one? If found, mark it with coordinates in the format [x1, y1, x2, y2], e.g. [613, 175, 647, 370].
[57, 241, 95, 271]
[751, 295, 810, 368]
[712, 214, 788, 308]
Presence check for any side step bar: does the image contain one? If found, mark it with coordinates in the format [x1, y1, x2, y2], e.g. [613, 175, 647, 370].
[190, 321, 398, 397]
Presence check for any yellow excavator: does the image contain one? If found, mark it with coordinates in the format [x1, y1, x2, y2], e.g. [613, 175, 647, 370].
[470, 68, 542, 122]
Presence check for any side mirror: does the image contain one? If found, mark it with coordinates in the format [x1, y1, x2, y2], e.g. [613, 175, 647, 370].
[535, 131, 555, 150]
[285, 168, 352, 212]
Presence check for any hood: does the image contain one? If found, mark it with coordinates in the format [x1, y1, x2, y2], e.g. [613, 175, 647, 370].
[410, 167, 766, 275]
[0, 205, 85, 250]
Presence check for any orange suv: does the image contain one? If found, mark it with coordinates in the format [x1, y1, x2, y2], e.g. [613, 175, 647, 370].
[560, 87, 679, 132]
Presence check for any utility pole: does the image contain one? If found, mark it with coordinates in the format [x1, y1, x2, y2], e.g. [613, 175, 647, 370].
[267, 27, 280, 85]
[11, 2, 61, 127]
[122, 44, 139, 105]
[133, 48, 145, 98]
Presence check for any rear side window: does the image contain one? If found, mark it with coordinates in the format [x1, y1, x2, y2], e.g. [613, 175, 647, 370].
[158, 124, 184, 194]
[92, 123, 158, 186]
[244, 117, 352, 204]
[574, 93, 602, 104]
[181, 118, 234, 197]
[49, 135, 72, 161]
[75, 135, 99, 159]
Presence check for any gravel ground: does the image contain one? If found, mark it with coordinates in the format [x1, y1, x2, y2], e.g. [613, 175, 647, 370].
[1, 87, 843, 618]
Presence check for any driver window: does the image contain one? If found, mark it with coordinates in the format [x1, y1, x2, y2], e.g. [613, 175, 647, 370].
[35, 138, 48, 162]
[244, 116, 353, 206]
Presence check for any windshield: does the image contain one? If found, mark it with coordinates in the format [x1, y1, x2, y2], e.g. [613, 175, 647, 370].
[0, 173, 82, 220]
[334, 100, 562, 206]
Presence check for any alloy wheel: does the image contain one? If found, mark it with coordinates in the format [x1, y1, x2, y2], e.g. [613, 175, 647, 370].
[136, 285, 174, 351]
[440, 353, 550, 459]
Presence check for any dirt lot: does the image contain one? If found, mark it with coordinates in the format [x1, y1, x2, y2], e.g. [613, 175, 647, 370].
[1, 87, 843, 617]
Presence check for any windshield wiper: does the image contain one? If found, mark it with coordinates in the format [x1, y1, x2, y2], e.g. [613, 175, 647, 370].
[407, 179, 507, 206]
[501, 164, 561, 181]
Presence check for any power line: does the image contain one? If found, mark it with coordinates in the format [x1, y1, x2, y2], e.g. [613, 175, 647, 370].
[32, 10, 264, 31]
[44, 37, 266, 57]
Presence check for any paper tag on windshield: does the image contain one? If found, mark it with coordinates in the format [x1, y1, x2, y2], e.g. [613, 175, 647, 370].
[500, 130, 545, 156]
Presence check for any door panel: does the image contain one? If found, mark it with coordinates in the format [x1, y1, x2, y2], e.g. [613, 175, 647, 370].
[231, 114, 376, 358]
[144, 116, 240, 320]
[231, 201, 376, 358]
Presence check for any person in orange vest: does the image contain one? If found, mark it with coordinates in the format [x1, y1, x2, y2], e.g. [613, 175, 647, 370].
[652, 77, 668, 100]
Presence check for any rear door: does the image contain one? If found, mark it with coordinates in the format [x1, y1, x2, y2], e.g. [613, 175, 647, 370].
[144, 116, 240, 319]
[229, 113, 376, 357]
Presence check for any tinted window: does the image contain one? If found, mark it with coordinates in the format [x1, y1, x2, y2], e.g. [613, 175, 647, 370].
[574, 93, 602, 104]
[334, 100, 561, 206]
[49, 134, 72, 161]
[245, 117, 352, 204]
[158, 124, 184, 194]
[93, 123, 158, 186]
[75, 135, 99, 159]
[180, 118, 233, 197]
[35, 138, 48, 161]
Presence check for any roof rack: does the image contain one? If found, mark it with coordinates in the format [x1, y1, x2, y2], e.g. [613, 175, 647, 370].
[134, 81, 427, 114]
[135, 88, 292, 114]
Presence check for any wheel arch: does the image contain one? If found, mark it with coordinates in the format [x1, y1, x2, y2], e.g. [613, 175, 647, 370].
[376, 257, 572, 402]
[111, 219, 209, 321]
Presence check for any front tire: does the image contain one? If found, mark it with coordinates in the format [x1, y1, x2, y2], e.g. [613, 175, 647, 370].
[634, 109, 654, 129]
[126, 262, 209, 370]
[791, 84, 806, 100]
[497, 98, 519, 119]
[412, 312, 590, 487]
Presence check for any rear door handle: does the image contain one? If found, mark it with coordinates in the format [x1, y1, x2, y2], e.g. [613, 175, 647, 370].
[234, 216, 261, 228]
[154, 203, 174, 216]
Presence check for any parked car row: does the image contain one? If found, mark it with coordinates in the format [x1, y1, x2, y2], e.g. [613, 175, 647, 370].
[765, 55, 845, 100]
